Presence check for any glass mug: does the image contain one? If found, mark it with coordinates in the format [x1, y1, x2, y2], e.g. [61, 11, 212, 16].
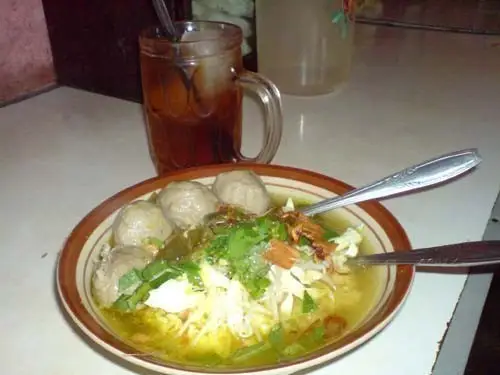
[139, 21, 283, 175]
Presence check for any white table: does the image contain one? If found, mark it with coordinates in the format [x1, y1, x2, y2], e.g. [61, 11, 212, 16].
[1, 24, 499, 375]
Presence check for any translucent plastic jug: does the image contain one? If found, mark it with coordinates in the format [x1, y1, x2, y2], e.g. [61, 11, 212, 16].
[256, 0, 355, 96]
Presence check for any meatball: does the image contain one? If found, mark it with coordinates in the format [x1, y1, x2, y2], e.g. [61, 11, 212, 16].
[112, 201, 174, 247]
[157, 181, 219, 229]
[212, 170, 271, 215]
[92, 245, 154, 306]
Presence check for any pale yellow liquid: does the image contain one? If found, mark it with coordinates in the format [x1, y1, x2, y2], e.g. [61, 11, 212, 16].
[256, 0, 354, 96]
[97, 196, 383, 368]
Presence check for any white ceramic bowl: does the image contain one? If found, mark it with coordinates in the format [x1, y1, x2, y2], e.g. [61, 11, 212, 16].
[57, 164, 414, 375]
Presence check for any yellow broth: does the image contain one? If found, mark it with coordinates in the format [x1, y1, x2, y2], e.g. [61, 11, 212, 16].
[272, 196, 382, 332]
[96, 195, 382, 368]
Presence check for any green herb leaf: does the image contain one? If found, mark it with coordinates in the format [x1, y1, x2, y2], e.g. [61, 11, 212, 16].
[299, 251, 312, 261]
[148, 270, 179, 289]
[141, 260, 176, 281]
[294, 326, 326, 351]
[298, 236, 312, 246]
[112, 282, 152, 311]
[125, 282, 152, 309]
[302, 290, 318, 313]
[176, 261, 203, 288]
[323, 228, 339, 241]
[114, 258, 205, 312]
[225, 225, 270, 299]
[274, 222, 288, 241]
[204, 234, 230, 264]
[227, 226, 265, 259]
[112, 294, 131, 311]
[203, 213, 296, 299]
[268, 324, 285, 351]
[311, 326, 325, 342]
[231, 342, 271, 363]
[118, 269, 143, 294]
[141, 260, 183, 288]
[255, 216, 288, 242]
[255, 216, 272, 234]
[246, 275, 271, 299]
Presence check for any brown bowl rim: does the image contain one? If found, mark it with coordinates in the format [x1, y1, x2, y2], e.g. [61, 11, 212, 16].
[57, 163, 414, 374]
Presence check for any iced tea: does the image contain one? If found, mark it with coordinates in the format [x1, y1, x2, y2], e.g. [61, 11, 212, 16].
[140, 22, 283, 175]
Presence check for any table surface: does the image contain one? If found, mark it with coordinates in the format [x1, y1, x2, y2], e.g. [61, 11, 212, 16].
[1, 24, 500, 375]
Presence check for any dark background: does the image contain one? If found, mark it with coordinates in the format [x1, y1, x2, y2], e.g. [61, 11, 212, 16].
[41, 0, 190, 102]
[41, 0, 256, 103]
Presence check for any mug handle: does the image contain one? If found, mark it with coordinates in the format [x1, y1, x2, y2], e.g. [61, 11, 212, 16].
[234, 70, 283, 163]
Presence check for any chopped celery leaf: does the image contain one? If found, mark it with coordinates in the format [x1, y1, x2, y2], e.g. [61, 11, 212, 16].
[298, 236, 312, 246]
[112, 294, 130, 311]
[175, 260, 203, 288]
[295, 326, 326, 351]
[268, 324, 286, 351]
[203, 234, 229, 264]
[148, 270, 179, 289]
[113, 282, 152, 311]
[227, 223, 266, 258]
[311, 326, 326, 342]
[231, 342, 271, 363]
[245, 275, 270, 299]
[141, 260, 180, 282]
[302, 290, 318, 313]
[126, 283, 151, 307]
[226, 225, 270, 299]
[117, 269, 142, 294]
[323, 228, 339, 241]
[202, 211, 299, 299]
[255, 216, 288, 241]
[275, 222, 288, 241]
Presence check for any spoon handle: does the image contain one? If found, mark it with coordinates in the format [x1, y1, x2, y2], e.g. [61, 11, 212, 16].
[353, 241, 500, 267]
[152, 0, 177, 37]
[301, 149, 481, 217]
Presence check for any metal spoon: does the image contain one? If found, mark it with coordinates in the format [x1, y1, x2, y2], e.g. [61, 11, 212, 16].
[301, 149, 481, 217]
[151, 0, 199, 100]
[350, 241, 500, 267]
[152, 0, 178, 38]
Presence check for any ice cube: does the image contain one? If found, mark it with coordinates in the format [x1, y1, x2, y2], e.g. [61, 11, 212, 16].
[180, 29, 223, 57]
[191, 53, 234, 99]
[180, 30, 235, 98]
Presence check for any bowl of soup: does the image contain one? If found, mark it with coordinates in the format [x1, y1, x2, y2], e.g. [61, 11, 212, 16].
[57, 164, 414, 375]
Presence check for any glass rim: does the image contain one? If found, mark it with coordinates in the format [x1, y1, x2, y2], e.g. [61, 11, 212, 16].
[139, 20, 243, 46]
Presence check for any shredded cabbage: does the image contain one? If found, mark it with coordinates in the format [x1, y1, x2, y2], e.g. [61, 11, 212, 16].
[98, 196, 369, 365]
